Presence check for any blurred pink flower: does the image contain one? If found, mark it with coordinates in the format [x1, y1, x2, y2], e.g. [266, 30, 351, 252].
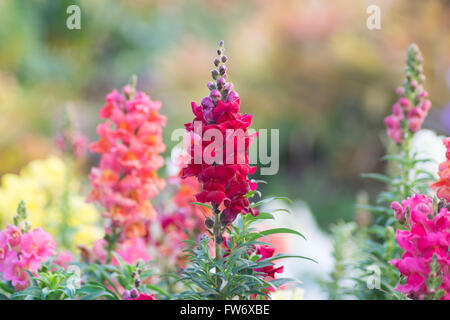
[53, 250, 74, 269]
[0, 225, 56, 291]
[20, 227, 56, 271]
[385, 44, 431, 144]
[88, 84, 166, 242]
[115, 237, 151, 264]
[1, 252, 29, 290]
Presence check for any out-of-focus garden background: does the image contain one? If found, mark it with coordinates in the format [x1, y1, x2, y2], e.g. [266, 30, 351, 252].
[1, 0, 450, 230]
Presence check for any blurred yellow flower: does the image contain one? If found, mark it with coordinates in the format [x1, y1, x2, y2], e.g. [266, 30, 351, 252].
[270, 287, 304, 300]
[0, 156, 102, 249]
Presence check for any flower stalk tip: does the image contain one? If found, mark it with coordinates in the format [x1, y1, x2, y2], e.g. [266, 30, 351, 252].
[385, 44, 431, 144]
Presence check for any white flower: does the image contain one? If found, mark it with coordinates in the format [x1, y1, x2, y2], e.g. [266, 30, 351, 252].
[260, 200, 333, 299]
[411, 129, 446, 179]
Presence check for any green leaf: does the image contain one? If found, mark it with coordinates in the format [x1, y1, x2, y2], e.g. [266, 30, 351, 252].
[361, 173, 392, 184]
[0, 293, 9, 300]
[263, 253, 318, 264]
[380, 154, 406, 164]
[0, 281, 14, 294]
[250, 196, 293, 208]
[111, 252, 127, 271]
[412, 158, 434, 165]
[143, 284, 171, 299]
[258, 228, 306, 241]
[79, 284, 115, 300]
[245, 212, 274, 221]
[190, 202, 213, 210]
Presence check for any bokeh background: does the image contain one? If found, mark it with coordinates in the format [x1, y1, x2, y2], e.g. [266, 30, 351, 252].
[1, 0, 450, 232]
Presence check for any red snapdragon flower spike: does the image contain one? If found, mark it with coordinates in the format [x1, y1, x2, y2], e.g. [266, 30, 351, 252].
[222, 239, 284, 279]
[182, 41, 258, 224]
[254, 245, 284, 279]
[389, 194, 450, 299]
[431, 138, 450, 201]
[123, 289, 155, 300]
[384, 44, 431, 144]
[133, 293, 155, 300]
[88, 81, 166, 241]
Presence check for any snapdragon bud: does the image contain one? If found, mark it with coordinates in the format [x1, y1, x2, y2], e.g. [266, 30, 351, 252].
[219, 65, 227, 75]
[217, 77, 226, 90]
[214, 58, 220, 67]
[396, 87, 405, 96]
[130, 288, 139, 299]
[211, 69, 219, 80]
[134, 279, 141, 288]
[207, 81, 216, 91]
[226, 90, 239, 102]
[221, 55, 227, 63]
[223, 82, 234, 93]
[205, 218, 214, 228]
[210, 89, 221, 102]
[201, 96, 215, 109]
[215, 234, 224, 244]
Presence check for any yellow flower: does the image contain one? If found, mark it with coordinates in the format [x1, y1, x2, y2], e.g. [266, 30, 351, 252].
[0, 156, 101, 249]
[72, 225, 104, 247]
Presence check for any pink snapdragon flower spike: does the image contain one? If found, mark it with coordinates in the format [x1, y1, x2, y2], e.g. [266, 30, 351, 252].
[55, 105, 89, 159]
[89, 238, 151, 265]
[384, 44, 431, 144]
[1, 253, 30, 290]
[182, 41, 258, 226]
[0, 232, 10, 273]
[20, 227, 57, 270]
[115, 237, 151, 264]
[0, 201, 56, 291]
[389, 194, 450, 299]
[88, 78, 166, 244]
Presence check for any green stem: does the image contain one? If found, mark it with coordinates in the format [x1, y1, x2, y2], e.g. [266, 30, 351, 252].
[105, 226, 118, 264]
[212, 208, 222, 299]
[60, 156, 72, 249]
[401, 131, 412, 200]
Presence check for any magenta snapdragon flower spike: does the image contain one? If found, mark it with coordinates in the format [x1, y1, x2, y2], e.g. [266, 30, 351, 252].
[390, 194, 450, 299]
[384, 44, 431, 144]
[182, 41, 258, 227]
